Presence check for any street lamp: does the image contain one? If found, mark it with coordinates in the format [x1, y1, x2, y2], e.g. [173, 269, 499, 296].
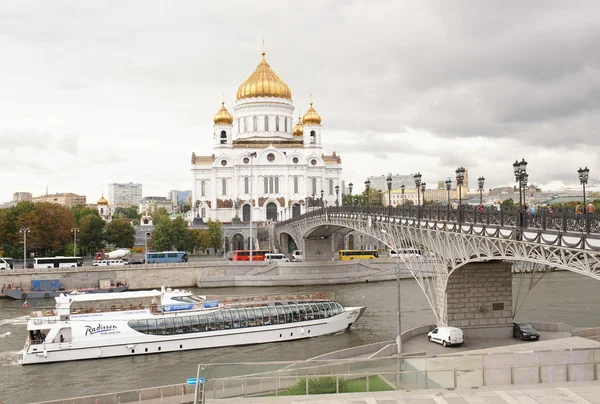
[513, 158, 528, 229]
[386, 173, 392, 216]
[456, 167, 465, 222]
[320, 189, 324, 208]
[478, 176, 485, 205]
[414, 173, 422, 206]
[578, 167, 590, 208]
[335, 185, 340, 208]
[249, 151, 257, 261]
[445, 178, 452, 207]
[20, 227, 30, 269]
[71, 228, 79, 257]
[401, 185, 405, 215]
[365, 179, 371, 213]
[421, 182, 426, 205]
[144, 232, 151, 263]
[348, 182, 353, 207]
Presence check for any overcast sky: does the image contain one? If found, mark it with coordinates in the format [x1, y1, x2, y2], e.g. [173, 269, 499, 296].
[1, 0, 599, 203]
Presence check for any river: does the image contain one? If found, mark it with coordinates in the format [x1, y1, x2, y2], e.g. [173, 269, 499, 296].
[1, 271, 600, 403]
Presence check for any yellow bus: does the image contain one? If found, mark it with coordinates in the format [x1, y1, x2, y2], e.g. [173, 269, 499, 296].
[338, 250, 379, 260]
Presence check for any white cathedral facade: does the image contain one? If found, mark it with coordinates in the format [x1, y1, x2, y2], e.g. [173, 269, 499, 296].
[191, 50, 343, 226]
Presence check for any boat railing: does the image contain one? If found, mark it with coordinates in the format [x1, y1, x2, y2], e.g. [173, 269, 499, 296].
[204, 292, 336, 308]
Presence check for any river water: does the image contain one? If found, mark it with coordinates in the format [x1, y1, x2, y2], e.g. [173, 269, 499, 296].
[1, 271, 600, 403]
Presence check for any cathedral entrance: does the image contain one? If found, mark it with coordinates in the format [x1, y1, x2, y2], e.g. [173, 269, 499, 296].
[242, 204, 250, 223]
[266, 202, 277, 222]
[292, 203, 300, 218]
[233, 234, 244, 250]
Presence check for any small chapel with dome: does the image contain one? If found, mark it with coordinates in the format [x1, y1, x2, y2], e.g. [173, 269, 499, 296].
[190, 49, 343, 231]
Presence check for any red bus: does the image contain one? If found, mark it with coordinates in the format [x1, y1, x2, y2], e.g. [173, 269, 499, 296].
[231, 250, 269, 261]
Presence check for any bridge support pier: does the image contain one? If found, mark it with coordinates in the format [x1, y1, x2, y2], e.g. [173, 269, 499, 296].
[446, 261, 513, 339]
[304, 238, 334, 262]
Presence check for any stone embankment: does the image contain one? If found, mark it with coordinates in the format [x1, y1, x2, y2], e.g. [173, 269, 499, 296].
[0, 260, 408, 295]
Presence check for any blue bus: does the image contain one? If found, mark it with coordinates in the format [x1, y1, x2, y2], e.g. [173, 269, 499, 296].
[146, 251, 188, 264]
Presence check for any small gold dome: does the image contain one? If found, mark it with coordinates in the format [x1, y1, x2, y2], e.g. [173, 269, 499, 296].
[293, 117, 304, 137]
[302, 102, 321, 125]
[213, 102, 233, 125]
[97, 194, 108, 205]
[236, 52, 292, 101]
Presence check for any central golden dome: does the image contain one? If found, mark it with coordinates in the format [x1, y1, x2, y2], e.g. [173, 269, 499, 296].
[236, 52, 292, 101]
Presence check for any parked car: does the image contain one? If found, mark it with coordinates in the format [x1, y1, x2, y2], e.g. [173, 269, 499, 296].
[389, 249, 422, 259]
[128, 259, 145, 265]
[513, 322, 540, 341]
[265, 253, 290, 262]
[428, 326, 464, 347]
[92, 259, 128, 267]
[290, 250, 303, 262]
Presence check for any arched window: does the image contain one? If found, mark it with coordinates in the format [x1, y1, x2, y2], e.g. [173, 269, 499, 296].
[222, 178, 227, 196]
[253, 116, 257, 131]
[220, 130, 227, 144]
[244, 177, 249, 194]
[284, 117, 288, 133]
[311, 178, 317, 196]
[310, 130, 316, 144]
[274, 177, 279, 194]
[201, 180, 206, 197]
[201, 207, 206, 217]
[293, 176, 298, 194]
[264, 177, 268, 193]
[329, 179, 333, 195]
[264, 116, 269, 131]
[275, 116, 280, 131]
[269, 177, 274, 193]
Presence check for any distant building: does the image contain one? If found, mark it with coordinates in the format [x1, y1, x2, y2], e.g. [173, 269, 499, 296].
[33, 193, 86, 207]
[384, 187, 459, 206]
[168, 190, 192, 205]
[108, 182, 143, 206]
[139, 196, 172, 214]
[97, 194, 110, 220]
[367, 174, 414, 191]
[13, 192, 32, 202]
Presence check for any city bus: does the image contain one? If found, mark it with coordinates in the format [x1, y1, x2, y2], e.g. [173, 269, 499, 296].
[146, 251, 188, 264]
[33, 256, 84, 269]
[230, 250, 269, 261]
[338, 250, 379, 261]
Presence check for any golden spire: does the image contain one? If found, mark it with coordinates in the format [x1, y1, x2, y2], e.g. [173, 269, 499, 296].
[293, 115, 304, 137]
[97, 193, 108, 205]
[236, 47, 292, 100]
[302, 96, 322, 125]
[213, 101, 233, 125]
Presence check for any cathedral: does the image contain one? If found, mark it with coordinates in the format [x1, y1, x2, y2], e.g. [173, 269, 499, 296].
[191, 50, 343, 227]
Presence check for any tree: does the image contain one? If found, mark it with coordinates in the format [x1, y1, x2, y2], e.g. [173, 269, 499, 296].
[206, 219, 223, 252]
[71, 205, 100, 224]
[113, 206, 141, 222]
[170, 217, 190, 251]
[150, 219, 172, 251]
[105, 218, 136, 248]
[79, 214, 106, 254]
[501, 199, 515, 209]
[24, 202, 76, 256]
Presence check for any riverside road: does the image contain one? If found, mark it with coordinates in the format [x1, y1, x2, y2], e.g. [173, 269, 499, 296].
[2, 271, 600, 403]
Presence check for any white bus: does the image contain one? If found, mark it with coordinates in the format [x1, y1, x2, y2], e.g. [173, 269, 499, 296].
[33, 256, 84, 269]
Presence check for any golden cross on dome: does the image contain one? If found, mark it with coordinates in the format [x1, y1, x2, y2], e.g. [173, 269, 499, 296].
[262, 37, 265, 57]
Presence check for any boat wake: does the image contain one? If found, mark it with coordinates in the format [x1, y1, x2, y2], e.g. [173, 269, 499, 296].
[0, 316, 28, 326]
[0, 350, 23, 366]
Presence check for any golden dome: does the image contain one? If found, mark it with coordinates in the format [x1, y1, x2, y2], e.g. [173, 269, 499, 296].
[97, 194, 108, 205]
[213, 102, 233, 125]
[236, 52, 292, 101]
[302, 101, 322, 125]
[293, 117, 304, 137]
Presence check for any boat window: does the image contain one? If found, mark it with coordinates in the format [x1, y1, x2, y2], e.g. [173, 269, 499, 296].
[283, 305, 292, 323]
[199, 315, 208, 332]
[317, 303, 327, 318]
[328, 302, 337, 316]
[246, 308, 256, 327]
[214, 311, 224, 331]
[156, 318, 166, 335]
[164, 317, 175, 334]
[268, 306, 279, 325]
[253, 308, 263, 326]
[333, 302, 341, 315]
[298, 304, 307, 321]
[137, 320, 149, 334]
[260, 307, 271, 325]
[311, 304, 320, 319]
[231, 309, 240, 329]
[128, 320, 138, 331]
[239, 309, 247, 328]
[182, 316, 191, 333]
[190, 315, 199, 332]
[207, 312, 216, 331]
[222, 310, 232, 330]
[276, 305, 285, 323]
[290, 304, 300, 322]
[174, 317, 184, 334]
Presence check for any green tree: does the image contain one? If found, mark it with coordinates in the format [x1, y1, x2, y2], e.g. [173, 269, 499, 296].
[23, 202, 77, 256]
[501, 199, 515, 209]
[79, 214, 106, 254]
[206, 219, 223, 252]
[105, 218, 136, 248]
[171, 217, 190, 251]
[113, 206, 141, 222]
[71, 205, 100, 224]
[197, 229, 212, 252]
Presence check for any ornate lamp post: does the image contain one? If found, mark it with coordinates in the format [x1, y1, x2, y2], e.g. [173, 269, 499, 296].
[478, 176, 485, 205]
[401, 185, 405, 215]
[348, 182, 353, 207]
[386, 173, 392, 216]
[414, 173, 422, 206]
[421, 182, 427, 205]
[445, 178, 452, 207]
[320, 189, 324, 208]
[455, 167, 465, 223]
[71, 227, 79, 257]
[512, 158, 528, 228]
[20, 227, 30, 269]
[578, 167, 590, 208]
[365, 179, 371, 213]
[335, 185, 340, 208]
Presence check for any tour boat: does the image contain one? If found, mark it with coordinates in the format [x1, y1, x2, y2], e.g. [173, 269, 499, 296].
[22, 287, 366, 365]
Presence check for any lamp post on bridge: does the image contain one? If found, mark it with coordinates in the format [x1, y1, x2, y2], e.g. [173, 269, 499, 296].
[578, 166, 590, 209]
[348, 182, 353, 207]
[445, 178, 452, 208]
[335, 185, 340, 209]
[455, 167, 465, 224]
[320, 189, 324, 209]
[512, 158, 528, 231]
[414, 173, 422, 206]
[386, 173, 392, 217]
[365, 179, 371, 214]
[421, 182, 426, 205]
[478, 176, 485, 206]
[401, 185, 405, 216]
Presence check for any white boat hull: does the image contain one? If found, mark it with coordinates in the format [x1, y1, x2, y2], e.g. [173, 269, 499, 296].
[23, 307, 365, 364]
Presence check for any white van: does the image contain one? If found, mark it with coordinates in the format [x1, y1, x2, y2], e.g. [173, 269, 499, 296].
[265, 253, 290, 262]
[92, 259, 128, 267]
[389, 249, 422, 259]
[0, 258, 14, 270]
[290, 250, 303, 262]
[428, 326, 464, 347]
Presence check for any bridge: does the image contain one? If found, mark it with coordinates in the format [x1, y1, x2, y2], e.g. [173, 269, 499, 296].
[274, 206, 600, 338]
